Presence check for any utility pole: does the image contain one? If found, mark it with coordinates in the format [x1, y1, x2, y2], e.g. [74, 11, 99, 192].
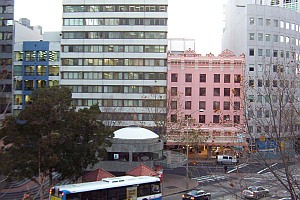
[185, 109, 204, 189]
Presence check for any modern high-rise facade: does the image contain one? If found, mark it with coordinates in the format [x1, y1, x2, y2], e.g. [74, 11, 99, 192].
[243, 0, 300, 11]
[0, 0, 14, 120]
[60, 0, 168, 129]
[222, 0, 300, 156]
[13, 28, 61, 116]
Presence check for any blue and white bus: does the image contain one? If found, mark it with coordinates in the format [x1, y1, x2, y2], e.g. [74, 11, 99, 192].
[49, 175, 162, 200]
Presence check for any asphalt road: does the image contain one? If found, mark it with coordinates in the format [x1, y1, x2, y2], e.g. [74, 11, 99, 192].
[163, 161, 299, 200]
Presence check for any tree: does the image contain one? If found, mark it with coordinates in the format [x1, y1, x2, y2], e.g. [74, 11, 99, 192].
[240, 55, 300, 199]
[0, 86, 113, 199]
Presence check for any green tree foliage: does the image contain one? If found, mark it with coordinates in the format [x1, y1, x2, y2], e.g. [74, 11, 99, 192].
[0, 86, 113, 188]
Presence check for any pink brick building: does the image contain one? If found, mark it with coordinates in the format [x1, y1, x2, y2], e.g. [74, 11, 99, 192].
[167, 49, 247, 158]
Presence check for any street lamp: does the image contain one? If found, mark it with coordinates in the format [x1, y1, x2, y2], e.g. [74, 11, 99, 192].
[185, 109, 204, 189]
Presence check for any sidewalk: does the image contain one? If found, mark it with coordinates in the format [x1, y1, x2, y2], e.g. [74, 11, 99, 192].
[162, 173, 198, 197]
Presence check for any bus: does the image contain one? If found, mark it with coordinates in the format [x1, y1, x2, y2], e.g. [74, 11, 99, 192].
[49, 175, 162, 200]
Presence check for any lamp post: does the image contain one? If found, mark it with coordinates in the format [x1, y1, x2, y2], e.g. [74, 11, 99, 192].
[185, 109, 204, 189]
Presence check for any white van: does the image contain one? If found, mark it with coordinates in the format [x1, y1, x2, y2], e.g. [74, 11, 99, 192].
[216, 155, 238, 165]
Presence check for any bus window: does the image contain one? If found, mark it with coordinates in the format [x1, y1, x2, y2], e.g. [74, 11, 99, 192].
[151, 183, 160, 194]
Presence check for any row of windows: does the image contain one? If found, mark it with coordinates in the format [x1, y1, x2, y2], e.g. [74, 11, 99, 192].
[14, 65, 59, 76]
[171, 100, 241, 111]
[0, 44, 12, 53]
[170, 114, 241, 124]
[62, 58, 166, 66]
[62, 32, 167, 39]
[67, 85, 166, 95]
[247, 79, 297, 88]
[169, 60, 243, 65]
[171, 87, 241, 97]
[249, 64, 295, 73]
[63, 18, 167, 26]
[62, 72, 166, 80]
[248, 94, 295, 104]
[0, 6, 13, 14]
[63, 5, 167, 13]
[0, 19, 13, 27]
[248, 48, 298, 58]
[14, 51, 60, 62]
[62, 45, 166, 53]
[249, 33, 299, 46]
[171, 73, 242, 83]
[14, 80, 59, 91]
[0, 32, 13, 40]
[65, 182, 161, 200]
[249, 17, 300, 33]
[0, 58, 12, 65]
[248, 124, 300, 134]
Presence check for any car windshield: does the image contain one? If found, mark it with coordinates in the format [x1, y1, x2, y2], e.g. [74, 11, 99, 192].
[187, 190, 198, 195]
[248, 186, 257, 191]
[187, 190, 205, 196]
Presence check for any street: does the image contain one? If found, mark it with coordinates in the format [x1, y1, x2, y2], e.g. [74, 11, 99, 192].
[163, 161, 300, 199]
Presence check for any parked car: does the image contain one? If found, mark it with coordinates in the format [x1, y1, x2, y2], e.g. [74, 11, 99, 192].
[182, 189, 211, 200]
[242, 186, 270, 199]
[216, 155, 238, 165]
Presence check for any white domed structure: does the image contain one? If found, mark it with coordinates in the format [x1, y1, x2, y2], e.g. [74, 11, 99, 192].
[91, 127, 164, 173]
[113, 127, 159, 140]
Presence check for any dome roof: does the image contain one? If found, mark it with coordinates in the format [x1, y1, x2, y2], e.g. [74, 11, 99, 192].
[113, 127, 159, 140]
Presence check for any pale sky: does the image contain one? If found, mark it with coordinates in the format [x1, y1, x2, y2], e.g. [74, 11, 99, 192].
[14, 0, 227, 55]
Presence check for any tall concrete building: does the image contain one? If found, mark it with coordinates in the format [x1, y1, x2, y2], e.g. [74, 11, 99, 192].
[222, 0, 300, 156]
[0, 0, 14, 120]
[60, 0, 168, 129]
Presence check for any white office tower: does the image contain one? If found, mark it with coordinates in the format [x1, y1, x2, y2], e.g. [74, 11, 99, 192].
[222, 0, 300, 155]
[61, 1, 168, 128]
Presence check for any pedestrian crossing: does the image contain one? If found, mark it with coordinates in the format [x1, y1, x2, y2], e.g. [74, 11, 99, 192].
[191, 175, 228, 185]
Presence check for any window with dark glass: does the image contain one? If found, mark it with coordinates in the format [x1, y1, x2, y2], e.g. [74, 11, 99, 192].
[249, 79, 254, 87]
[199, 115, 205, 123]
[214, 74, 220, 83]
[273, 65, 278, 72]
[233, 88, 240, 96]
[185, 87, 192, 96]
[199, 88, 206, 96]
[213, 115, 220, 123]
[234, 102, 240, 110]
[171, 101, 177, 109]
[224, 101, 230, 110]
[214, 88, 220, 96]
[200, 74, 206, 82]
[199, 101, 206, 110]
[171, 114, 177, 122]
[224, 74, 230, 83]
[185, 101, 191, 109]
[224, 88, 230, 96]
[213, 101, 220, 110]
[249, 48, 254, 56]
[258, 79, 262, 87]
[171, 73, 178, 82]
[185, 73, 192, 82]
[171, 87, 177, 96]
[223, 115, 230, 121]
[234, 115, 240, 124]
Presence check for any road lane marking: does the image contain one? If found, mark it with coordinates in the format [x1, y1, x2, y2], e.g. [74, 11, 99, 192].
[227, 163, 249, 173]
[257, 163, 278, 174]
